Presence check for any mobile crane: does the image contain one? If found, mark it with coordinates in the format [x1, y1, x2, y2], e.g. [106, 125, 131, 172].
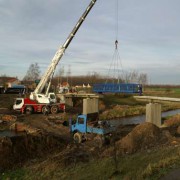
[13, 0, 97, 114]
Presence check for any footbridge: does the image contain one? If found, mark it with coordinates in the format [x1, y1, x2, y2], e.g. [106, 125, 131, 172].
[134, 96, 180, 103]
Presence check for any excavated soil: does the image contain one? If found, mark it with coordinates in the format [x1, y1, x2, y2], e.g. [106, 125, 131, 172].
[103, 122, 180, 157]
[0, 109, 71, 171]
[0, 131, 67, 171]
[116, 122, 164, 154]
[1, 108, 180, 172]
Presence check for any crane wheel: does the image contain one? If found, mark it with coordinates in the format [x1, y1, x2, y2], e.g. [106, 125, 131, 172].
[51, 105, 58, 114]
[73, 132, 82, 143]
[25, 106, 33, 115]
[42, 106, 50, 115]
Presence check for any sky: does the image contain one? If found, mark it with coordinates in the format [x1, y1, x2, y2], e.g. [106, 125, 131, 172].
[0, 0, 180, 84]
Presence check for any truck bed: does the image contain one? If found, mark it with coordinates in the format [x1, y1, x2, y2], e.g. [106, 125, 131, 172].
[87, 125, 115, 135]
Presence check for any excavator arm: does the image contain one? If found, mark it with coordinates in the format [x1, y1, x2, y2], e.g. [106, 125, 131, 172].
[30, 0, 97, 102]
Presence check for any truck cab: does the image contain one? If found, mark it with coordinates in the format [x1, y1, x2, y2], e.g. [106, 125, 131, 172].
[69, 114, 115, 144]
[70, 114, 87, 133]
[13, 98, 24, 111]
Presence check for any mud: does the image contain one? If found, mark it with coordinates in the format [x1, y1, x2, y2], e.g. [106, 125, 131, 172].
[0, 108, 71, 171]
[0, 131, 67, 171]
[1, 108, 180, 172]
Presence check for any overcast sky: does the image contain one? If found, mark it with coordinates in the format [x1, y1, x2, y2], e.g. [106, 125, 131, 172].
[0, 0, 180, 84]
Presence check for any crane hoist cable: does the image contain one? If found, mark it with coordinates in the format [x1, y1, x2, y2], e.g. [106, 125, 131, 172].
[106, 0, 124, 84]
[115, 0, 119, 40]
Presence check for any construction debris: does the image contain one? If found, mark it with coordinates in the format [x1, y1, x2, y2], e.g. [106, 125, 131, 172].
[0, 115, 17, 123]
[10, 122, 40, 134]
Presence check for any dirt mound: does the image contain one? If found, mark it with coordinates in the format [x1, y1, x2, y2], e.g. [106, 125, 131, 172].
[116, 122, 162, 154]
[102, 123, 163, 157]
[103, 122, 174, 156]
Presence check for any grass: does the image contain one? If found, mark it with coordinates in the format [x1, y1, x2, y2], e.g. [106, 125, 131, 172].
[144, 87, 180, 98]
[1, 146, 180, 180]
[102, 94, 146, 107]
[1, 169, 26, 180]
[99, 105, 146, 120]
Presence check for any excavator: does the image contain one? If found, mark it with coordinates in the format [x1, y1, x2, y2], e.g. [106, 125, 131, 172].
[13, 0, 97, 114]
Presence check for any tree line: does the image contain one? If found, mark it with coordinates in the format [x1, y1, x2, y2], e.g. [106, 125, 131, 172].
[1, 63, 148, 88]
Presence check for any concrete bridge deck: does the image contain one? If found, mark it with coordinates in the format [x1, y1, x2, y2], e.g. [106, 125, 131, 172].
[134, 96, 180, 102]
[57, 93, 101, 98]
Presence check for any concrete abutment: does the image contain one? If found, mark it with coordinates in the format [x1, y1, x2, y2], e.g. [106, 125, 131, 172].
[146, 103, 162, 127]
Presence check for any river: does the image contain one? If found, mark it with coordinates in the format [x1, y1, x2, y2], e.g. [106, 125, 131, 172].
[111, 109, 180, 126]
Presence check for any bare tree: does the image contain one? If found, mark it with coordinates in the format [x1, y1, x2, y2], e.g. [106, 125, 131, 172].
[124, 70, 139, 83]
[90, 72, 101, 84]
[138, 73, 148, 86]
[23, 63, 41, 81]
[123, 70, 148, 85]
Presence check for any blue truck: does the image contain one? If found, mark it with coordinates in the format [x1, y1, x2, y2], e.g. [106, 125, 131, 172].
[69, 114, 115, 145]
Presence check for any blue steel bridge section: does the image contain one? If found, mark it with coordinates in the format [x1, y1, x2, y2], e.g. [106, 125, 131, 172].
[93, 83, 142, 94]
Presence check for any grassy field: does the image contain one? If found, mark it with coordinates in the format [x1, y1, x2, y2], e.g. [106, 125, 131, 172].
[144, 86, 180, 98]
[1, 145, 180, 180]
[102, 94, 146, 107]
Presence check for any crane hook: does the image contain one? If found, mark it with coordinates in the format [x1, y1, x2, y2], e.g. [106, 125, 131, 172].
[115, 40, 118, 49]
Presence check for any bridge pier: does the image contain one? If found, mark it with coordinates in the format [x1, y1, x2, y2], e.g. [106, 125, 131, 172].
[146, 103, 162, 127]
[65, 97, 73, 107]
[83, 98, 99, 115]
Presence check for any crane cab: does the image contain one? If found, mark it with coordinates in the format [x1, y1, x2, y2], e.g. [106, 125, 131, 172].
[13, 98, 24, 111]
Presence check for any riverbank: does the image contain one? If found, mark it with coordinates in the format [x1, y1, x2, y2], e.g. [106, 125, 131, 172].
[99, 102, 180, 121]
[1, 91, 180, 179]
[1, 118, 180, 180]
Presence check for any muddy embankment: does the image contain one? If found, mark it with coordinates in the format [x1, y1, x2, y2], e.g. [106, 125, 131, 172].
[0, 113, 69, 171]
[0, 132, 67, 171]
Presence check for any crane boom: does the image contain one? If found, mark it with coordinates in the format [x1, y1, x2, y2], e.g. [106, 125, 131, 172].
[31, 0, 97, 101]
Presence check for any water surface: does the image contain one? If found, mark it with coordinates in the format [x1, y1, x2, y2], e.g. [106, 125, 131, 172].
[111, 109, 180, 126]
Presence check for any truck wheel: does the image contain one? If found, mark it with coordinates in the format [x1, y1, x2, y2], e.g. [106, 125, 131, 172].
[25, 106, 33, 115]
[73, 132, 82, 143]
[51, 105, 58, 114]
[42, 106, 50, 115]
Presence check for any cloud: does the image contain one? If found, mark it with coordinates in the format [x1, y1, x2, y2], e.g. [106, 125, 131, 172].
[0, 0, 180, 84]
